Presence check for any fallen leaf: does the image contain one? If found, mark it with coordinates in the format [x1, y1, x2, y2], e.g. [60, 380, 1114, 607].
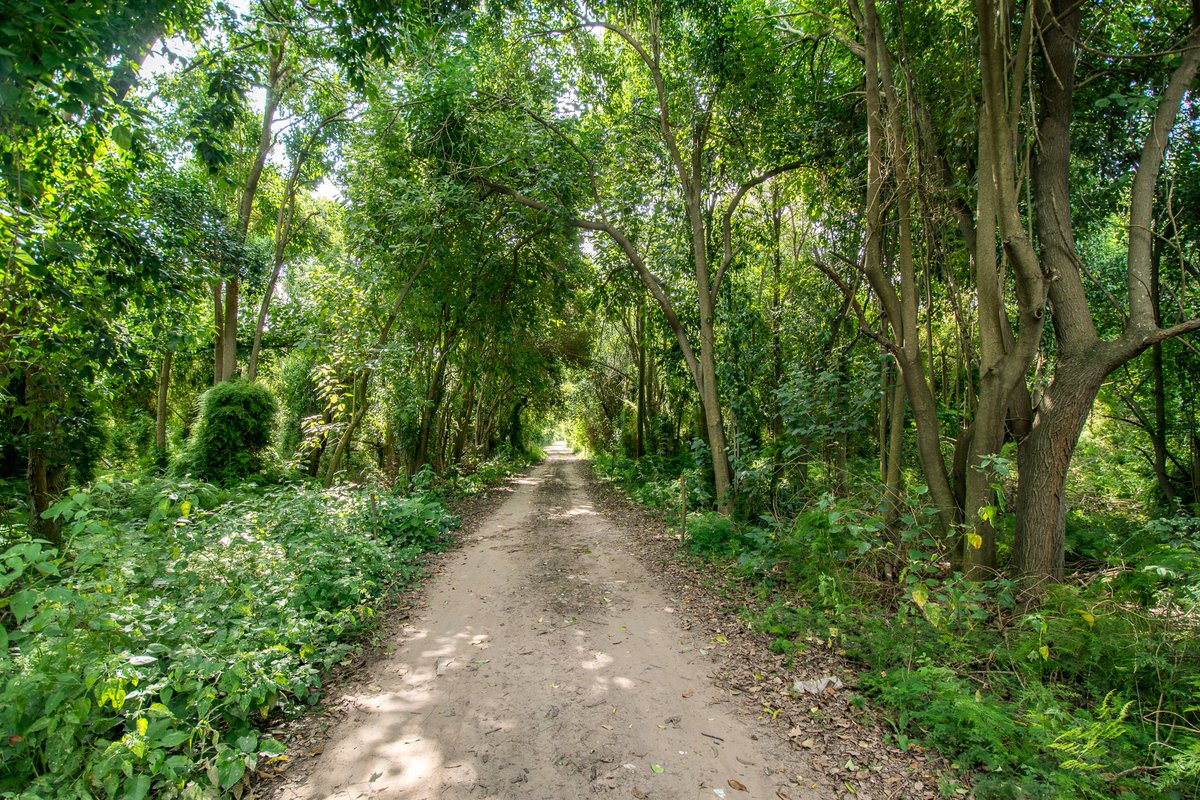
[650, 763, 665, 774]
[775, 792, 792, 800]
[728, 779, 748, 792]
[792, 675, 843, 695]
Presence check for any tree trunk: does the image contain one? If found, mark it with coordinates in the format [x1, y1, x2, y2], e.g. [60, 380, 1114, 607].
[212, 280, 224, 384]
[25, 366, 65, 546]
[324, 373, 367, 488]
[453, 376, 476, 463]
[1149, 239, 1175, 505]
[223, 37, 285, 383]
[221, 275, 238, 381]
[306, 408, 331, 478]
[884, 379, 906, 525]
[853, 0, 961, 541]
[636, 303, 646, 459]
[413, 342, 454, 472]
[247, 109, 345, 381]
[155, 351, 173, 465]
[1013, 360, 1106, 581]
[508, 398, 526, 449]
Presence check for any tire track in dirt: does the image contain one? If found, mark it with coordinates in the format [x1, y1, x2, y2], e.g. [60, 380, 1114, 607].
[271, 451, 829, 799]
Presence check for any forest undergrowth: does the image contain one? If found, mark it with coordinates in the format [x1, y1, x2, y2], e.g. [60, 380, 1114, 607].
[592, 451, 1200, 800]
[0, 450, 534, 799]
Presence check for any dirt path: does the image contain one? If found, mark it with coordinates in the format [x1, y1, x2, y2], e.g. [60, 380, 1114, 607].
[271, 450, 827, 800]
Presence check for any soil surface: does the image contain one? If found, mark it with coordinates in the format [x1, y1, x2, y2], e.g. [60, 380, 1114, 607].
[268, 449, 831, 799]
[267, 448, 944, 800]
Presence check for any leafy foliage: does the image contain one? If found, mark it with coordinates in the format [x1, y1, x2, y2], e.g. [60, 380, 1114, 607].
[0, 480, 458, 798]
[178, 380, 279, 486]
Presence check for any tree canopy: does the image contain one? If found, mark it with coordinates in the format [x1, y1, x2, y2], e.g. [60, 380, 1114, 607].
[3, 0, 1200, 796]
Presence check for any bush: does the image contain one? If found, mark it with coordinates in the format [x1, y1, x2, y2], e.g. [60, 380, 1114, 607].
[597, 469, 1200, 799]
[0, 481, 459, 799]
[685, 512, 746, 557]
[179, 380, 278, 486]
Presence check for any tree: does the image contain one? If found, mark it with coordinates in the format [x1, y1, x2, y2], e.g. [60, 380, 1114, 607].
[415, 0, 808, 513]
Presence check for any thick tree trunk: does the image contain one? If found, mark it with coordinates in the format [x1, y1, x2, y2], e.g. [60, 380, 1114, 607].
[1013, 360, 1106, 581]
[453, 377, 476, 463]
[635, 304, 646, 459]
[507, 398, 526, 449]
[414, 343, 454, 472]
[1009, 2, 1200, 586]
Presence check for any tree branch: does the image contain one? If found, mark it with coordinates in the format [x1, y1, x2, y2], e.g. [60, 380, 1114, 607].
[712, 160, 806, 298]
[474, 178, 703, 383]
[813, 256, 900, 357]
[1125, 22, 1200, 329]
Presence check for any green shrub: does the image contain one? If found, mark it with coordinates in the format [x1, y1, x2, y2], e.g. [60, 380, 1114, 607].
[0, 481, 458, 799]
[864, 666, 1025, 771]
[179, 380, 278, 486]
[685, 512, 745, 557]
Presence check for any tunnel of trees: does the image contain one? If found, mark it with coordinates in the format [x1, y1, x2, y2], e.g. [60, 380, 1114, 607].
[3, 0, 1200, 797]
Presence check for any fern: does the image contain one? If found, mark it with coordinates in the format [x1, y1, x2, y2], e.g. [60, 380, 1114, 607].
[1048, 692, 1134, 771]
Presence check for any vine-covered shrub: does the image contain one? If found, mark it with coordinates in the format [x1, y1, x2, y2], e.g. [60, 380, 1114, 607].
[179, 380, 278, 485]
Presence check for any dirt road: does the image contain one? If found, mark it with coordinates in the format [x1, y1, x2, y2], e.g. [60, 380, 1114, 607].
[272, 450, 825, 799]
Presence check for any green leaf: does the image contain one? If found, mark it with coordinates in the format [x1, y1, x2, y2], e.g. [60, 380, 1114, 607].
[8, 590, 36, 623]
[258, 737, 286, 756]
[217, 757, 246, 789]
[235, 733, 258, 753]
[157, 730, 191, 748]
[111, 124, 133, 151]
[124, 773, 151, 800]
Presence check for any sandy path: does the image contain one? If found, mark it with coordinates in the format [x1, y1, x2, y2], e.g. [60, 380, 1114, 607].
[272, 450, 823, 800]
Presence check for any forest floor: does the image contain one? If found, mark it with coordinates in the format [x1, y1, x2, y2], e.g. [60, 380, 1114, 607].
[262, 449, 944, 800]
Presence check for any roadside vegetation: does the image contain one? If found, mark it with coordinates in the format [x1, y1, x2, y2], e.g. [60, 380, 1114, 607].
[590, 446, 1200, 799]
[4, 0, 1200, 798]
